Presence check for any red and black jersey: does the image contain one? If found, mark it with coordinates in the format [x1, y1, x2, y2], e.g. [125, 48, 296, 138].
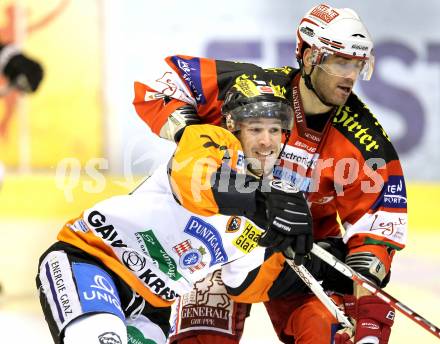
[133, 55, 407, 301]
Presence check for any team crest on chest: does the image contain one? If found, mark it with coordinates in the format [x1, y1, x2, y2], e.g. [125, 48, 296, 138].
[226, 216, 242, 233]
[173, 240, 206, 273]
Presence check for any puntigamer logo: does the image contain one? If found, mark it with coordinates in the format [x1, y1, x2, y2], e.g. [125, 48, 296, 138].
[184, 216, 228, 266]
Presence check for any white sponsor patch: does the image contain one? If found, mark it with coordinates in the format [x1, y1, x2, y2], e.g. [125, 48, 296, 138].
[343, 211, 407, 245]
[143, 90, 166, 101]
[273, 166, 312, 192]
[146, 60, 197, 106]
[281, 145, 319, 170]
[38, 251, 82, 331]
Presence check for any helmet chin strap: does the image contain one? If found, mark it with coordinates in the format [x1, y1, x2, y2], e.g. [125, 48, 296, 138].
[300, 61, 336, 108]
[279, 130, 291, 160]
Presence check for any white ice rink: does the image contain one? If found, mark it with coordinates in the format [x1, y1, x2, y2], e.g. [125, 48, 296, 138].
[1, 220, 439, 343]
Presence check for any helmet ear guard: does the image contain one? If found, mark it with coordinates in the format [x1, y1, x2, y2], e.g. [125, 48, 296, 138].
[310, 46, 325, 65]
[301, 46, 323, 69]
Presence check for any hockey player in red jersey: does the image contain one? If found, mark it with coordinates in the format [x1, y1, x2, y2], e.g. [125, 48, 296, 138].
[133, 4, 405, 344]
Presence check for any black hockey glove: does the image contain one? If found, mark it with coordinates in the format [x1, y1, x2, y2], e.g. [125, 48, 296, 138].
[267, 238, 352, 297]
[159, 104, 200, 142]
[255, 180, 313, 265]
[1, 46, 43, 92]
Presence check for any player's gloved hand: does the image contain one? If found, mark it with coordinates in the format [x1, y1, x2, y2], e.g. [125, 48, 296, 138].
[159, 104, 200, 141]
[315, 239, 353, 294]
[346, 251, 389, 287]
[334, 295, 395, 344]
[334, 325, 355, 344]
[1, 45, 43, 92]
[256, 180, 313, 265]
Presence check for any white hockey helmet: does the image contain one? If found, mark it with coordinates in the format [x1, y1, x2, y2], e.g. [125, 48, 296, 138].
[296, 4, 374, 80]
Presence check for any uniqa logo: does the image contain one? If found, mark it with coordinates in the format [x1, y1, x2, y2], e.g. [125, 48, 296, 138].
[82, 274, 122, 313]
[91, 275, 115, 294]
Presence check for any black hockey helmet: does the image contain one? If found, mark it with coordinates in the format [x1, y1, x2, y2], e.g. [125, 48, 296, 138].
[221, 74, 294, 132]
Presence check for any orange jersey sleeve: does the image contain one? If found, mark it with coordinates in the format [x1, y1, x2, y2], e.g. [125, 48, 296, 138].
[224, 252, 286, 303]
[168, 124, 258, 217]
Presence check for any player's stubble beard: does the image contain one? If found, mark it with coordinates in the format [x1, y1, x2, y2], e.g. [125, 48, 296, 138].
[312, 68, 353, 107]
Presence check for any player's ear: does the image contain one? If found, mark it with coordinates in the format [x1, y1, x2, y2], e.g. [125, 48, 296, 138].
[303, 47, 313, 68]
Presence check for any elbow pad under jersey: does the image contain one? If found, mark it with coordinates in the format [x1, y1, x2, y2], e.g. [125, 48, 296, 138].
[159, 104, 200, 141]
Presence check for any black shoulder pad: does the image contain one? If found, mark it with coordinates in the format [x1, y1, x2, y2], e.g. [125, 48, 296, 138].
[331, 93, 399, 166]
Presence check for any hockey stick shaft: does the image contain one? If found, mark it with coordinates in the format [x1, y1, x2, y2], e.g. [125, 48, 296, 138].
[284, 256, 353, 328]
[311, 243, 440, 339]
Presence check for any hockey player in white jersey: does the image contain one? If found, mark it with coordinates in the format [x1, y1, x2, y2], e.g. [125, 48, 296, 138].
[36, 73, 313, 344]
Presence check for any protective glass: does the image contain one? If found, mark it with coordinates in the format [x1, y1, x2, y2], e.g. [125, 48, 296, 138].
[313, 48, 375, 81]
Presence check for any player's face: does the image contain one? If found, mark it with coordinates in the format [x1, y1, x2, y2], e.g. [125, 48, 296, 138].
[312, 54, 362, 106]
[237, 118, 282, 177]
